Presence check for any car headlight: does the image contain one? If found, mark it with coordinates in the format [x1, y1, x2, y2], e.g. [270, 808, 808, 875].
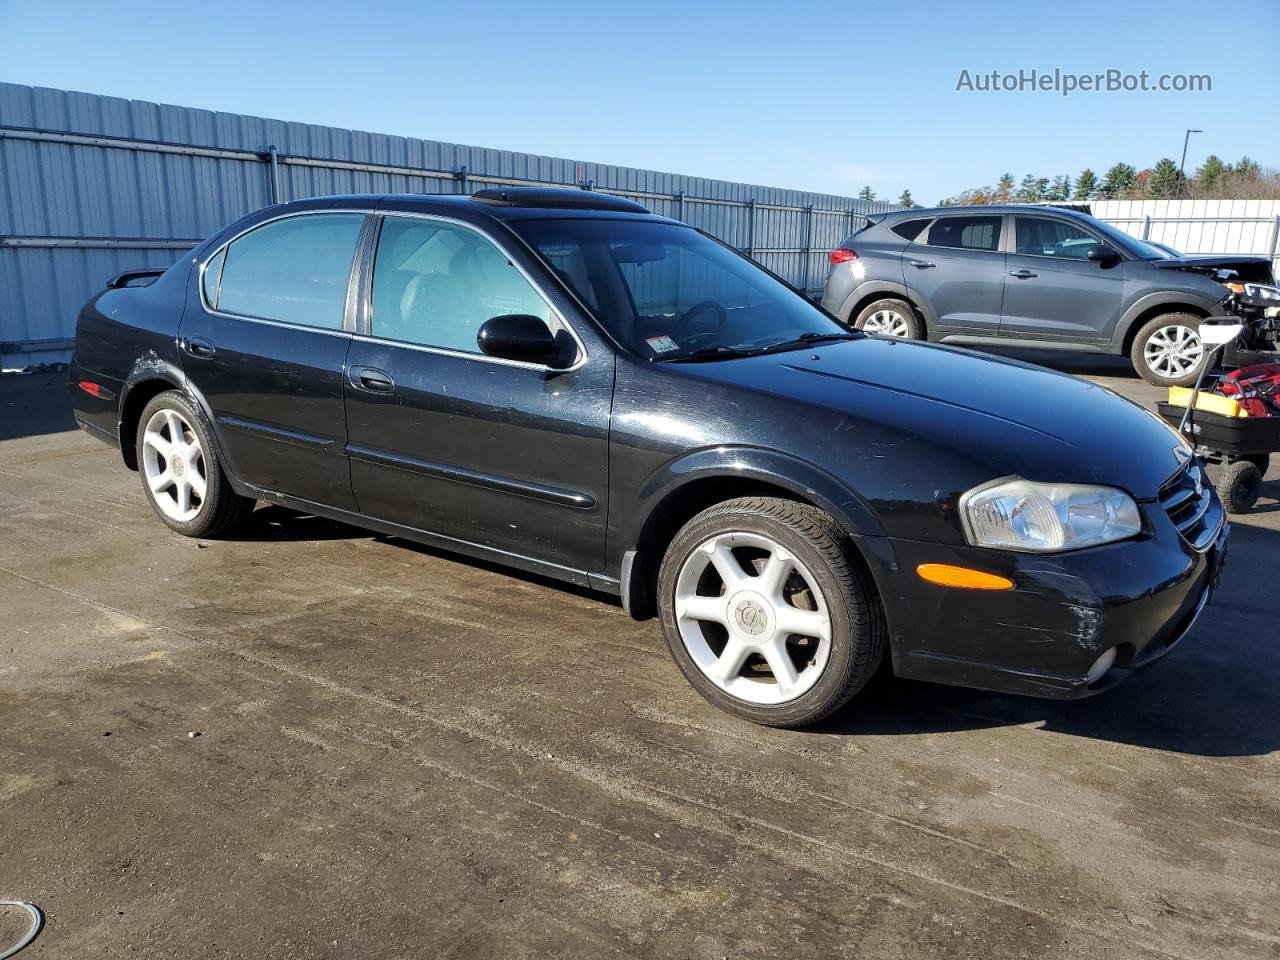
[1243, 283, 1280, 302]
[960, 479, 1142, 552]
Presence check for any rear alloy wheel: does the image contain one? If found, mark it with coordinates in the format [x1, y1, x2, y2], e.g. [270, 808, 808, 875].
[135, 391, 255, 538]
[657, 497, 884, 728]
[854, 298, 921, 339]
[1131, 313, 1207, 387]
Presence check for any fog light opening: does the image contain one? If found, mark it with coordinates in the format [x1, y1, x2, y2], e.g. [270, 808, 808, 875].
[1086, 647, 1118, 686]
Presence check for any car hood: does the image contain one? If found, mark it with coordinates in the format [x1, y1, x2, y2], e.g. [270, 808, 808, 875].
[1153, 254, 1275, 285]
[678, 337, 1189, 500]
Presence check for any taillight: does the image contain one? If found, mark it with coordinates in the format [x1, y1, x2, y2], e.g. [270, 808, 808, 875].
[829, 248, 858, 265]
[78, 380, 104, 398]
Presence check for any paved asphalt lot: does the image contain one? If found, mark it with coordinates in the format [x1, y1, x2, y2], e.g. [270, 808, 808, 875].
[1, 352, 1277, 959]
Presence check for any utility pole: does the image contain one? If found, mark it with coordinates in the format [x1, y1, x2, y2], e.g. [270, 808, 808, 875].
[1179, 128, 1202, 197]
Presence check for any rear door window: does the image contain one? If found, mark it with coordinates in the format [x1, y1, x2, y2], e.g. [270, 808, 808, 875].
[925, 215, 1002, 252]
[214, 213, 364, 329]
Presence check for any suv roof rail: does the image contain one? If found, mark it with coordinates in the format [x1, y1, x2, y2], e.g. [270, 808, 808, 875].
[470, 187, 649, 214]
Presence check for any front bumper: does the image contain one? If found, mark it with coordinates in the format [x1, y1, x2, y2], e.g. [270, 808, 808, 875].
[871, 500, 1229, 699]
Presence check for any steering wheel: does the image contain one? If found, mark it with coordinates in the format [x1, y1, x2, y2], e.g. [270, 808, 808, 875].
[671, 300, 728, 342]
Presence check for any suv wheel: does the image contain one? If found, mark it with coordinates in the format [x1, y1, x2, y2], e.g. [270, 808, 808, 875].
[135, 391, 255, 537]
[853, 298, 921, 339]
[657, 497, 885, 728]
[1131, 313, 1207, 387]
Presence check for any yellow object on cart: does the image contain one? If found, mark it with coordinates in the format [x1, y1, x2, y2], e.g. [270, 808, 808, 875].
[1166, 386, 1249, 417]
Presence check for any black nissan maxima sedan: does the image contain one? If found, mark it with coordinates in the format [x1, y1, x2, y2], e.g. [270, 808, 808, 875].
[70, 188, 1228, 727]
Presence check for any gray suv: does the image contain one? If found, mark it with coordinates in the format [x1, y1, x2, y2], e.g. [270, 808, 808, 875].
[820, 205, 1275, 386]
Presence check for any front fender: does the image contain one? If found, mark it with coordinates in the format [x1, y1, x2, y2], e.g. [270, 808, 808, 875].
[614, 445, 898, 619]
[1110, 289, 1223, 350]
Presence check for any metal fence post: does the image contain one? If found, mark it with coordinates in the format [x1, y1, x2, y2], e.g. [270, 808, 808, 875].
[456, 165, 469, 195]
[746, 199, 756, 259]
[1141, 215, 1152, 240]
[1269, 215, 1280, 264]
[801, 205, 814, 292]
[266, 145, 282, 204]
[674, 190, 684, 223]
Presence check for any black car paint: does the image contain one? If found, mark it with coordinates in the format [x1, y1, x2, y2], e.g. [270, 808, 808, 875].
[70, 193, 1227, 701]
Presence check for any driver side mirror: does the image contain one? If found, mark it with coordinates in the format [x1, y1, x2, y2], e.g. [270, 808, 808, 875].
[1086, 243, 1121, 267]
[477, 314, 559, 365]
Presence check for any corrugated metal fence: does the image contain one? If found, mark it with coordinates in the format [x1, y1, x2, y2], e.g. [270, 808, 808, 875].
[1091, 199, 1280, 273]
[0, 82, 898, 366]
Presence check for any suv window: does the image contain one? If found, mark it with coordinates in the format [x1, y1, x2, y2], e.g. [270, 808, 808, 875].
[214, 213, 364, 328]
[890, 218, 931, 242]
[925, 215, 1001, 252]
[1014, 216, 1099, 260]
[371, 216, 553, 354]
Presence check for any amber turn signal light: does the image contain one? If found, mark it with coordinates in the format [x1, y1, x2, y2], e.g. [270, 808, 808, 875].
[916, 563, 1014, 591]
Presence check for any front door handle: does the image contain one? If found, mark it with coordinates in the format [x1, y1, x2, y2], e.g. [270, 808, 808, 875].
[909, 259, 936, 269]
[1008, 269, 1038, 279]
[181, 336, 216, 359]
[349, 365, 396, 395]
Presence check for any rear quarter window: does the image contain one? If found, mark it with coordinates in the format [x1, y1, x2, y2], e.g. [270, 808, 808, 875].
[890, 218, 931, 242]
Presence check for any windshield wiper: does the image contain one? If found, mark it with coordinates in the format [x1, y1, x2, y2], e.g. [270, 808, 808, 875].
[656, 332, 861, 364]
[655, 345, 754, 363]
[760, 331, 862, 352]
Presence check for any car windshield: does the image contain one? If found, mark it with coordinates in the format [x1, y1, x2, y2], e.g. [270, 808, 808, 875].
[512, 218, 851, 360]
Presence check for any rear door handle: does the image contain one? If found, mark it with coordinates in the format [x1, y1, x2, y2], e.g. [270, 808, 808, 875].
[181, 336, 216, 359]
[1008, 269, 1038, 279]
[349, 365, 396, 395]
[909, 259, 936, 269]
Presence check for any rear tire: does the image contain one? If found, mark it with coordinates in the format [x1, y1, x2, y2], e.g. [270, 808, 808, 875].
[657, 496, 885, 728]
[135, 390, 255, 538]
[1130, 313, 1207, 387]
[853, 298, 922, 339]
[1216, 459, 1262, 514]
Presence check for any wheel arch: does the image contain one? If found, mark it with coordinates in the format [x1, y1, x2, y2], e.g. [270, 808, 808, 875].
[116, 359, 228, 474]
[1115, 297, 1213, 355]
[618, 448, 890, 621]
[840, 284, 932, 338]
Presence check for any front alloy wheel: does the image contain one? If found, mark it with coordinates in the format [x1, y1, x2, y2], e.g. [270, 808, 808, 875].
[1131, 313, 1207, 387]
[674, 531, 832, 705]
[657, 497, 885, 727]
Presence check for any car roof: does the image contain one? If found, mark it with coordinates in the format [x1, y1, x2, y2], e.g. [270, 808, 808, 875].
[879, 204, 1093, 220]
[270, 189, 673, 225]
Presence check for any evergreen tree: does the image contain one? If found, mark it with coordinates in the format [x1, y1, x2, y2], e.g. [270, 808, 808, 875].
[1195, 155, 1227, 191]
[1073, 168, 1098, 199]
[897, 189, 914, 207]
[857, 186, 876, 201]
[993, 173, 1015, 203]
[1232, 156, 1261, 178]
[1047, 175, 1072, 201]
[1101, 163, 1138, 198]
[1147, 158, 1184, 199]
[1015, 174, 1048, 202]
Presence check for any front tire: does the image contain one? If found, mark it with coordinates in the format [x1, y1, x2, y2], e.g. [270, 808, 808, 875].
[135, 391, 255, 537]
[853, 298, 921, 339]
[657, 497, 885, 728]
[1131, 313, 1207, 387]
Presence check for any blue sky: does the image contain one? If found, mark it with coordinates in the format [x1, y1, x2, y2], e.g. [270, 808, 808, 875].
[2, 0, 1276, 204]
